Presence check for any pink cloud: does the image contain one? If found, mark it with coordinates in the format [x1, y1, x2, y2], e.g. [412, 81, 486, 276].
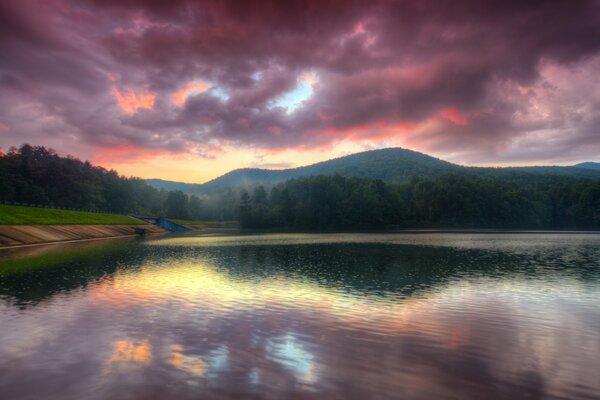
[171, 81, 211, 107]
[91, 144, 175, 165]
[439, 108, 468, 126]
[0, 0, 599, 166]
[112, 86, 156, 113]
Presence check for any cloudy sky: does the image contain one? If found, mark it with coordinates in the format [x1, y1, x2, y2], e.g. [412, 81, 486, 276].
[1, 0, 599, 182]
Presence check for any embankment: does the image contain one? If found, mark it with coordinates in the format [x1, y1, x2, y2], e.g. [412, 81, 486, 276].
[0, 224, 165, 248]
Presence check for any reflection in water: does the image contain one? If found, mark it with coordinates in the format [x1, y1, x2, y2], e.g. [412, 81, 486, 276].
[266, 334, 316, 386]
[1, 233, 600, 399]
[109, 340, 153, 365]
[204, 345, 229, 379]
[170, 344, 207, 377]
[166, 344, 229, 381]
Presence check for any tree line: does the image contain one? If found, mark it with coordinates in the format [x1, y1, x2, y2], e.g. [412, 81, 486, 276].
[0, 144, 201, 220]
[236, 174, 600, 230]
[2, 144, 599, 229]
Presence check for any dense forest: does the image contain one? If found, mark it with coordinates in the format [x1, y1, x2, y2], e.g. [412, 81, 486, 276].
[0, 144, 202, 220]
[236, 175, 600, 230]
[2, 144, 600, 229]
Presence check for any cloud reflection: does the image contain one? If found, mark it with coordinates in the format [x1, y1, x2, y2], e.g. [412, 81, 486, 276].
[106, 339, 153, 369]
[1, 236, 599, 399]
[266, 334, 316, 386]
[169, 344, 207, 377]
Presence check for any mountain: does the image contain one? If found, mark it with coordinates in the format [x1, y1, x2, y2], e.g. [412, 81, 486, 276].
[145, 178, 201, 192]
[146, 148, 600, 193]
[574, 162, 600, 170]
[199, 148, 457, 192]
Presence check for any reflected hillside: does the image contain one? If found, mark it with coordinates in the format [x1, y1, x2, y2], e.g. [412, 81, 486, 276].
[0, 239, 142, 306]
[2, 234, 599, 307]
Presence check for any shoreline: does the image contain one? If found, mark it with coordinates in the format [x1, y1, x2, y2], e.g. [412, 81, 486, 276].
[233, 228, 600, 235]
[0, 232, 166, 250]
[0, 224, 166, 250]
[3, 227, 599, 251]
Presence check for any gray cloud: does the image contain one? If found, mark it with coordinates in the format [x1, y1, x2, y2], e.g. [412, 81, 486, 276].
[0, 0, 599, 163]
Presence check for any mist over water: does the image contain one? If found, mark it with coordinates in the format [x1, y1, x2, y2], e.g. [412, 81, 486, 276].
[1, 233, 599, 399]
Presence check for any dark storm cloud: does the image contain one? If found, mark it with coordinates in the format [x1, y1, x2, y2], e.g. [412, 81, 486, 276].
[0, 0, 599, 163]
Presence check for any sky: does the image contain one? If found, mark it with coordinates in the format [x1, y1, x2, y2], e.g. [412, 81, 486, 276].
[1, 0, 599, 183]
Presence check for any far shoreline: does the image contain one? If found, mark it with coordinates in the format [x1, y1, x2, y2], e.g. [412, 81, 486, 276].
[229, 227, 600, 235]
[3, 227, 600, 251]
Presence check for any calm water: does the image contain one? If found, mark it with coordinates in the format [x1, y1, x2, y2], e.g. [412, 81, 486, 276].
[1, 233, 600, 400]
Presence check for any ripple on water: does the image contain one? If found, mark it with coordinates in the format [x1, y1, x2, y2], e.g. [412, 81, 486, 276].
[0, 233, 599, 399]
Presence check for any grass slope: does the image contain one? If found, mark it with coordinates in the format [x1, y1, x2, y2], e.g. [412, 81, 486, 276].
[0, 205, 143, 225]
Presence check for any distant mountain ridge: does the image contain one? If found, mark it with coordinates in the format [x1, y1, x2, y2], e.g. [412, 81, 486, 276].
[575, 162, 600, 170]
[145, 148, 600, 193]
[145, 179, 198, 192]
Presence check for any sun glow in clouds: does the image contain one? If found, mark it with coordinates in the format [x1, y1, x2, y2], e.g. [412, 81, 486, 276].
[439, 107, 468, 126]
[172, 81, 211, 107]
[1, 0, 599, 173]
[112, 86, 156, 113]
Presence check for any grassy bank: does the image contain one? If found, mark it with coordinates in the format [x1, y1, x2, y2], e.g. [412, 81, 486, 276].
[0, 205, 143, 225]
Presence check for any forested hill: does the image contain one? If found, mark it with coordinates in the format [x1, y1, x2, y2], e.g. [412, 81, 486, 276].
[575, 162, 600, 171]
[0, 144, 203, 220]
[2, 144, 600, 229]
[145, 148, 600, 193]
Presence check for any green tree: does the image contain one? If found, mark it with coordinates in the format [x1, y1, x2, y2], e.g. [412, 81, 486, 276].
[165, 190, 189, 219]
[189, 195, 202, 220]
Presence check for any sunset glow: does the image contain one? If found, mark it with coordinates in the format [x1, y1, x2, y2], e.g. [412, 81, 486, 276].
[172, 81, 211, 107]
[112, 87, 156, 114]
[0, 0, 599, 181]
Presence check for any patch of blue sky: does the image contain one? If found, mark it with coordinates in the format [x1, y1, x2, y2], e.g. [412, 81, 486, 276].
[270, 78, 314, 113]
[211, 86, 229, 101]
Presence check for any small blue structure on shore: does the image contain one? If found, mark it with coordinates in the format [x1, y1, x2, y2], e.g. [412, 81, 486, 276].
[155, 217, 189, 232]
[131, 215, 190, 232]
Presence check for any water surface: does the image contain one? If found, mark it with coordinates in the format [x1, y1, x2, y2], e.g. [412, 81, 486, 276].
[1, 233, 599, 399]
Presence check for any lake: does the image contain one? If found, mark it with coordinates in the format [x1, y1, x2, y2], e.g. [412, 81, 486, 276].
[1, 233, 599, 399]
